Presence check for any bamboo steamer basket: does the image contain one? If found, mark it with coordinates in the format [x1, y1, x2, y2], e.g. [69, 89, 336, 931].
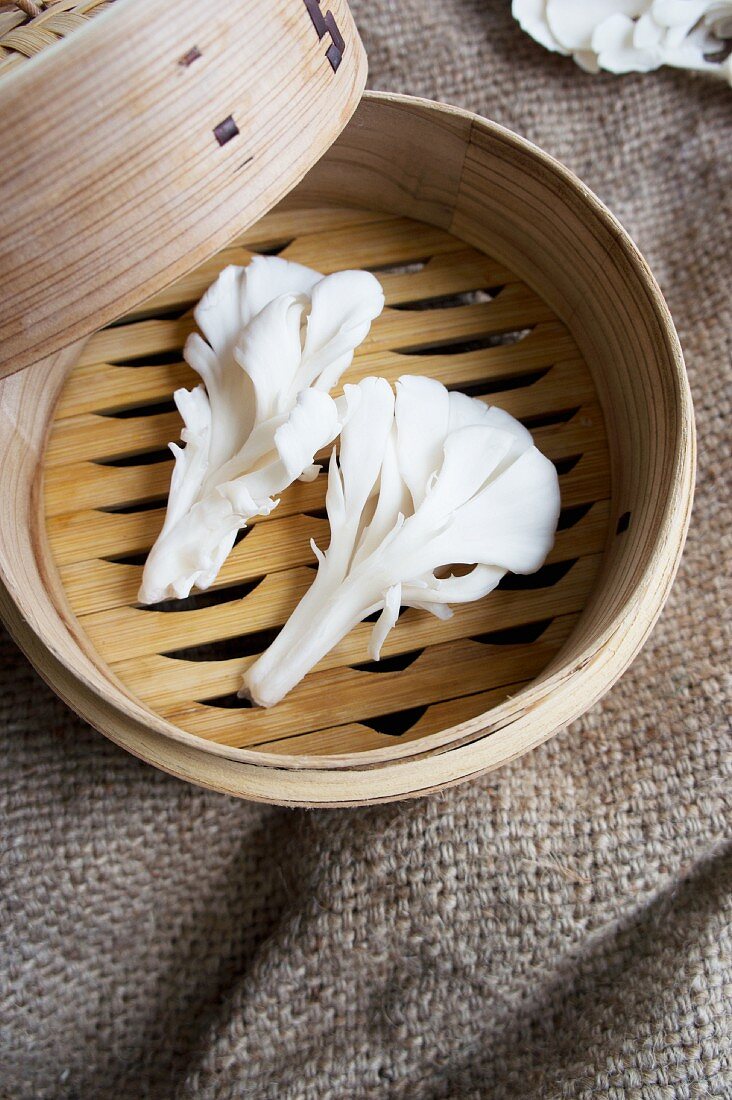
[0, 1, 695, 806]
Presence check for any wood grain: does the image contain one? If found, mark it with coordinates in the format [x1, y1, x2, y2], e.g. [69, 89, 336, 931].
[0, 0, 366, 376]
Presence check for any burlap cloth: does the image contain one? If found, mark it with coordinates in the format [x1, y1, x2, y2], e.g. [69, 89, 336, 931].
[1, 3, 730, 1098]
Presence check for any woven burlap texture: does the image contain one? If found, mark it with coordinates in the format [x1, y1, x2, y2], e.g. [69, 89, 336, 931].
[1, 3, 730, 1098]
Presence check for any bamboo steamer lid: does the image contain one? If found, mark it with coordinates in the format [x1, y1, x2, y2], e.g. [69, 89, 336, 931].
[0, 0, 366, 377]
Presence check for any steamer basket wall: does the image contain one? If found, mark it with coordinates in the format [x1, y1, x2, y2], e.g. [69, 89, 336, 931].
[0, 93, 694, 806]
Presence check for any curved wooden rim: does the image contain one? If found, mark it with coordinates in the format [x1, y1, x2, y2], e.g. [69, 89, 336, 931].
[0, 92, 695, 804]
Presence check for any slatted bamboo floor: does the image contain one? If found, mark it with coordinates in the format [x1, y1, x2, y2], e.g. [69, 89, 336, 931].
[43, 205, 611, 756]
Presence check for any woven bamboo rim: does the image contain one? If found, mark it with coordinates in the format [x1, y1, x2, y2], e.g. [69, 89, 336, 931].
[0, 0, 114, 74]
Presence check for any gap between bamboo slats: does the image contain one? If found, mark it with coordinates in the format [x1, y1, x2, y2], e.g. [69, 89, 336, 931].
[47, 408, 608, 565]
[158, 616, 581, 749]
[62, 495, 608, 616]
[50, 295, 556, 466]
[45, 328, 583, 516]
[94, 549, 598, 666]
[48, 347, 587, 473]
[108, 556, 600, 704]
[252, 681, 532, 756]
[53, 312, 566, 423]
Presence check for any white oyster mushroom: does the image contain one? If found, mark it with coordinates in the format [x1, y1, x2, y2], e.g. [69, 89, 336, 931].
[633, 9, 667, 51]
[513, 0, 570, 53]
[547, 0, 643, 50]
[512, 0, 732, 83]
[138, 257, 384, 605]
[592, 11, 663, 71]
[242, 375, 560, 709]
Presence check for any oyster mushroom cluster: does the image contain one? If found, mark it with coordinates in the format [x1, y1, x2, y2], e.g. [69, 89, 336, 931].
[140, 257, 561, 706]
[513, 0, 732, 83]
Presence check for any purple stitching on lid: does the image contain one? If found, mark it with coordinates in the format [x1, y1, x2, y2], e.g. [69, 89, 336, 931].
[303, 0, 344, 71]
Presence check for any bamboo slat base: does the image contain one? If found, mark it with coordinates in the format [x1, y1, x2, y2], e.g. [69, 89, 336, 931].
[43, 205, 611, 757]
